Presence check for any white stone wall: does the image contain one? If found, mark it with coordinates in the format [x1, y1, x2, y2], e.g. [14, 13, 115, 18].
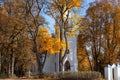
[67, 36, 78, 71]
[43, 54, 59, 73]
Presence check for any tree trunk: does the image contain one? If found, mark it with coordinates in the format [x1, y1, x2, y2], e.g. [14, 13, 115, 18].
[36, 54, 44, 78]
[59, 18, 64, 72]
[94, 57, 98, 71]
[11, 49, 15, 77]
[0, 52, 1, 72]
[88, 59, 93, 71]
[8, 62, 11, 77]
[59, 51, 62, 71]
[59, 60, 63, 72]
[34, 41, 44, 78]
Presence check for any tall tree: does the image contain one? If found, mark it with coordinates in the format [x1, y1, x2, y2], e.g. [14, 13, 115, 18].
[23, 0, 66, 77]
[47, 0, 83, 71]
[0, 1, 30, 77]
[81, 0, 120, 72]
[20, 0, 47, 78]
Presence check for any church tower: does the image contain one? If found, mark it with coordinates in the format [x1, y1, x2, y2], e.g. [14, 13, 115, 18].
[62, 31, 78, 71]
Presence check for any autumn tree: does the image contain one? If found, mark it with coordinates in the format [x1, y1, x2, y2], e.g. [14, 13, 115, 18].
[22, 0, 66, 77]
[0, 1, 34, 77]
[47, 0, 83, 71]
[77, 33, 91, 71]
[1, 0, 63, 78]
[4, 1, 26, 77]
[85, 1, 106, 71]
[101, 0, 120, 64]
[81, 0, 120, 73]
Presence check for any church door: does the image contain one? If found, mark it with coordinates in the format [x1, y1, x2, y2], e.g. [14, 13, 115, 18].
[64, 61, 71, 71]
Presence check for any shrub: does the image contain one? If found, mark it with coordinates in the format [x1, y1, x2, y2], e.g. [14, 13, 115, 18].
[58, 71, 102, 80]
[0, 72, 7, 78]
[43, 72, 56, 78]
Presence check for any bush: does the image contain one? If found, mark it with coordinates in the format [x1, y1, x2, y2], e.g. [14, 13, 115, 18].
[43, 72, 56, 78]
[24, 72, 56, 79]
[58, 71, 102, 80]
[0, 72, 7, 78]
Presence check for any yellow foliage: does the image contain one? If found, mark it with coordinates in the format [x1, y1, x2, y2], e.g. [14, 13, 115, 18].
[68, 44, 71, 49]
[67, 30, 75, 38]
[38, 27, 50, 38]
[60, 40, 66, 47]
[51, 0, 82, 13]
[77, 33, 91, 71]
[61, 50, 65, 55]
[37, 27, 66, 54]
[77, 47, 90, 71]
[68, 0, 82, 9]
[54, 24, 60, 38]
[73, 0, 81, 7]
[54, 42, 61, 52]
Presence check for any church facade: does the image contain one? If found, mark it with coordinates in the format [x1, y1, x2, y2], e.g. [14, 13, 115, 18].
[43, 36, 78, 73]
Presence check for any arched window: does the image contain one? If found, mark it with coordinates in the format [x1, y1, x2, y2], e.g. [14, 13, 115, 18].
[64, 61, 71, 71]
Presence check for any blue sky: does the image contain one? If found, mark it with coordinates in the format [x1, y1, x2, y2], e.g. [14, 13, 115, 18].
[42, 0, 95, 33]
[80, 0, 95, 16]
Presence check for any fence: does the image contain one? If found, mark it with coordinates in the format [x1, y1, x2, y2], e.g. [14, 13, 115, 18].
[104, 64, 120, 80]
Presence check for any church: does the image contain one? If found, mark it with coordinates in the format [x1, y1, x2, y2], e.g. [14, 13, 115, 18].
[43, 35, 78, 73]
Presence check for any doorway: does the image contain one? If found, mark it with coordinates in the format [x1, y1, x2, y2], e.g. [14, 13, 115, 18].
[64, 61, 71, 71]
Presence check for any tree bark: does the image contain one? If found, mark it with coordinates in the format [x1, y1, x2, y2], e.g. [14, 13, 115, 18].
[8, 62, 11, 77]
[34, 40, 44, 78]
[59, 50, 62, 71]
[0, 52, 1, 72]
[59, 12, 65, 72]
[94, 56, 98, 71]
[36, 53, 44, 78]
[11, 48, 15, 77]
